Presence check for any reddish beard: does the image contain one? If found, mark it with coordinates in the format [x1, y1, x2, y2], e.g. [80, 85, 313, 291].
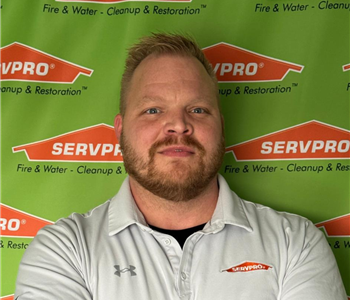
[120, 133, 225, 202]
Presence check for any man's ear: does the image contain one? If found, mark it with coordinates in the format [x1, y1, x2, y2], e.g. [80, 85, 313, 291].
[114, 114, 123, 141]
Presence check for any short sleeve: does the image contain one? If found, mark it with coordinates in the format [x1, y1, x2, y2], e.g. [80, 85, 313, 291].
[280, 220, 347, 300]
[14, 222, 92, 300]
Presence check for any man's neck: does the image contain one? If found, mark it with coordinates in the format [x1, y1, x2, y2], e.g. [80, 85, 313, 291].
[129, 176, 219, 230]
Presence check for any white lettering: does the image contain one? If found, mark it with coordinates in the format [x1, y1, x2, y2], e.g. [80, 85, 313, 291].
[260, 140, 350, 154]
[325, 140, 337, 153]
[220, 63, 233, 76]
[274, 141, 285, 154]
[245, 63, 258, 76]
[0, 218, 20, 231]
[232, 63, 245, 76]
[75, 143, 88, 155]
[114, 144, 122, 156]
[214, 62, 259, 77]
[63, 143, 75, 155]
[338, 140, 350, 153]
[89, 144, 101, 156]
[1, 62, 13, 74]
[36, 63, 49, 76]
[101, 144, 114, 156]
[22, 62, 35, 75]
[52, 143, 63, 155]
[299, 141, 312, 153]
[286, 141, 298, 153]
[11, 62, 23, 74]
[261, 141, 273, 154]
[311, 140, 324, 153]
[0, 218, 5, 230]
[52, 143, 122, 157]
[1, 61, 50, 76]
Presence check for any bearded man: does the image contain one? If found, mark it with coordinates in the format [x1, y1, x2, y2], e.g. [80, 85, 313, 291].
[15, 33, 347, 300]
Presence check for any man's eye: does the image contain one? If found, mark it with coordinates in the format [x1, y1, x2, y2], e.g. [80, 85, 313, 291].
[192, 108, 205, 114]
[145, 108, 160, 114]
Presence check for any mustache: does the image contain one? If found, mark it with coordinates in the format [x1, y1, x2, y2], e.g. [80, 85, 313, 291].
[149, 135, 205, 158]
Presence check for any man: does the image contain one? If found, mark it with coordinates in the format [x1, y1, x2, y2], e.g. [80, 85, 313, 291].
[15, 33, 347, 299]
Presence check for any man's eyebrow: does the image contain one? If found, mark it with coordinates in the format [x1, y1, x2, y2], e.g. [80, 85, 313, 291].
[133, 96, 163, 108]
[135, 96, 217, 108]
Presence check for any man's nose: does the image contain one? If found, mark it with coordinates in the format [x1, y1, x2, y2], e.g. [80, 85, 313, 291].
[163, 111, 193, 135]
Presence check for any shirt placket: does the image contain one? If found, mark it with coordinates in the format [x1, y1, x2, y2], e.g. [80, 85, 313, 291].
[178, 232, 203, 300]
[152, 231, 202, 300]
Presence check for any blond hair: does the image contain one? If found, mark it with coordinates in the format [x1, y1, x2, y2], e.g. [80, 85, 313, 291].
[119, 32, 218, 116]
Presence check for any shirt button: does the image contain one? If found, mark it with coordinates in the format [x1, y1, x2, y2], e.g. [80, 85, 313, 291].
[164, 238, 171, 245]
[181, 272, 187, 280]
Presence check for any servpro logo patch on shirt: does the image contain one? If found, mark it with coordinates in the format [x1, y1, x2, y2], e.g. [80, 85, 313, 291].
[0, 42, 93, 83]
[224, 261, 272, 273]
[202, 42, 303, 82]
[12, 124, 123, 162]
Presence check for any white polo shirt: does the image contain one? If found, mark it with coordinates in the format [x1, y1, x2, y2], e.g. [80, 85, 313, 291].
[15, 175, 347, 300]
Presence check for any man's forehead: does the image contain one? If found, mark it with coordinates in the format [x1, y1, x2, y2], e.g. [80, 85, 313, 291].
[125, 53, 220, 110]
[135, 54, 207, 77]
[130, 79, 217, 108]
[137, 95, 217, 105]
[130, 55, 214, 91]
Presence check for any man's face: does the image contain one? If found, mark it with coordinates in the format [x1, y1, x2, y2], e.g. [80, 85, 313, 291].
[115, 54, 225, 202]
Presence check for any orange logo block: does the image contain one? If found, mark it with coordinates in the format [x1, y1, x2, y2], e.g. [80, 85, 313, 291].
[0, 204, 53, 238]
[0, 42, 93, 83]
[0, 295, 14, 300]
[12, 124, 123, 163]
[226, 120, 350, 161]
[203, 42, 303, 82]
[316, 214, 350, 237]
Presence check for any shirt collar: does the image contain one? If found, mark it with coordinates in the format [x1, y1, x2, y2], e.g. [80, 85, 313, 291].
[108, 177, 150, 236]
[108, 174, 252, 236]
[204, 174, 253, 233]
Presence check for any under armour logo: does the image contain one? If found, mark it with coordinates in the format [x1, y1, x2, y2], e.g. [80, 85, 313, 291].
[114, 265, 137, 277]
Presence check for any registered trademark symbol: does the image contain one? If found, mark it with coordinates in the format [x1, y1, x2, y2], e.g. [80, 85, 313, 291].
[259, 63, 264, 68]
[50, 63, 55, 69]
[21, 219, 26, 225]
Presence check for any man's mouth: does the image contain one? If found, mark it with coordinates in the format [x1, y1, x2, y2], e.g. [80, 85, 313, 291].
[158, 146, 195, 157]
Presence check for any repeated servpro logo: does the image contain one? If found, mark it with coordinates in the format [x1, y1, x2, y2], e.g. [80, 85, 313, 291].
[56, 0, 191, 3]
[344, 63, 350, 92]
[0, 42, 93, 83]
[343, 63, 350, 72]
[226, 120, 350, 161]
[316, 214, 350, 238]
[0, 295, 14, 300]
[0, 203, 53, 238]
[223, 261, 272, 273]
[12, 124, 123, 162]
[202, 42, 303, 82]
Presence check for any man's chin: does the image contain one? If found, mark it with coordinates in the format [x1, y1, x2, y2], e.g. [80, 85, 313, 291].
[130, 168, 206, 202]
[153, 164, 200, 182]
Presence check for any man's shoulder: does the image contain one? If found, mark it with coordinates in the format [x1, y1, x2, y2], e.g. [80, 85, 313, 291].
[238, 196, 313, 231]
[37, 199, 112, 239]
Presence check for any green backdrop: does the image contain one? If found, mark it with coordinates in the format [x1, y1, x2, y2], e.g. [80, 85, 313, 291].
[1, 0, 349, 298]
